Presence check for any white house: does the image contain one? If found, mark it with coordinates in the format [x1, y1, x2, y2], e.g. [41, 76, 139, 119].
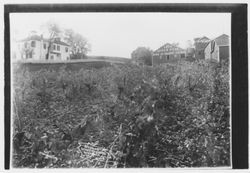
[15, 35, 71, 61]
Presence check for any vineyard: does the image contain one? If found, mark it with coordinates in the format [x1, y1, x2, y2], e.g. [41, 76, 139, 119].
[12, 60, 230, 168]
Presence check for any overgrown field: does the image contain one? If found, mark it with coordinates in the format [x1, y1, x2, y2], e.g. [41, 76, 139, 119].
[12, 60, 230, 168]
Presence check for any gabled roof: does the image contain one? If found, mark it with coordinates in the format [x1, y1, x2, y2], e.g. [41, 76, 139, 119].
[194, 36, 211, 50]
[154, 43, 185, 53]
[194, 36, 210, 43]
[204, 34, 230, 49]
[20, 35, 70, 46]
[214, 34, 229, 46]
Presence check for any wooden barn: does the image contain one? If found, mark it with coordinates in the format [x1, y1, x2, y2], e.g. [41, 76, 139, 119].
[194, 36, 211, 59]
[152, 43, 186, 66]
[204, 34, 230, 62]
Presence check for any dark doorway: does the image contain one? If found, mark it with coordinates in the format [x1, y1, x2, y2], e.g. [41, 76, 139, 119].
[219, 46, 229, 61]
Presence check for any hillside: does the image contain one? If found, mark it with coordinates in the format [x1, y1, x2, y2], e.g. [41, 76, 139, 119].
[12, 57, 132, 72]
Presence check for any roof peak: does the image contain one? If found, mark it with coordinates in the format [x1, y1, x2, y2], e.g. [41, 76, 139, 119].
[20, 34, 69, 46]
[154, 42, 184, 52]
[215, 34, 229, 39]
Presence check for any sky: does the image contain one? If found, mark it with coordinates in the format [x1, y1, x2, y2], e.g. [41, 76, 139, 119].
[10, 13, 231, 58]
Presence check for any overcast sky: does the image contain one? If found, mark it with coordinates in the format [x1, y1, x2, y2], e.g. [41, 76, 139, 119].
[10, 13, 230, 58]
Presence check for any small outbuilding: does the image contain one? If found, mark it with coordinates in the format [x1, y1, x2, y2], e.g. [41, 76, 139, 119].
[204, 34, 230, 62]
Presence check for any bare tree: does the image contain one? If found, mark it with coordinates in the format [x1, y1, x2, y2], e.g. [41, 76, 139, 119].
[44, 22, 61, 60]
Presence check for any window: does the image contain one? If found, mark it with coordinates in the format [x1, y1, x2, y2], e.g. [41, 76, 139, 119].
[50, 55, 54, 60]
[57, 45, 60, 51]
[31, 41, 36, 47]
[53, 45, 56, 50]
[43, 43, 46, 49]
[65, 47, 68, 52]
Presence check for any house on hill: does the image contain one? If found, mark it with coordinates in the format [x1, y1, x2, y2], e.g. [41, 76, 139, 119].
[15, 35, 71, 61]
[194, 36, 210, 60]
[152, 43, 186, 66]
[204, 34, 230, 62]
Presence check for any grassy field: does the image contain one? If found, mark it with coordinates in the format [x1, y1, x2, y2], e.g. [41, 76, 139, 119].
[12, 60, 230, 168]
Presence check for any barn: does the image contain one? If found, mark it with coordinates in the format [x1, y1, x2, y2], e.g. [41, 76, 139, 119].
[204, 34, 230, 62]
[152, 43, 186, 66]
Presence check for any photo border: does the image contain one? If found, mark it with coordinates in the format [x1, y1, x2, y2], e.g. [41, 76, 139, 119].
[4, 3, 248, 169]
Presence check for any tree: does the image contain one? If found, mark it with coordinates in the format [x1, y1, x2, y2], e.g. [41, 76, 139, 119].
[64, 29, 91, 59]
[131, 47, 153, 66]
[185, 40, 193, 49]
[44, 22, 62, 60]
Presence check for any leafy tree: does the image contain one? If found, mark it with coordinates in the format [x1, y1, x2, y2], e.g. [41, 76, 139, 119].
[131, 47, 153, 66]
[64, 29, 91, 59]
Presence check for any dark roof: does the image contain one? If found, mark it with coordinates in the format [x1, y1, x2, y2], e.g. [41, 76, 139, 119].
[194, 36, 211, 50]
[20, 35, 69, 46]
[53, 40, 70, 46]
[194, 36, 210, 43]
[214, 34, 229, 46]
[50, 51, 61, 55]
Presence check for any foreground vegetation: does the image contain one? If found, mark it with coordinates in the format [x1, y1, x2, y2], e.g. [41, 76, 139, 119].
[12, 60, 230, 168]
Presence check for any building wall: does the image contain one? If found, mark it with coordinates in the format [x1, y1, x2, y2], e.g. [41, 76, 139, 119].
[34, 40, 43, 60]
[194, 48, 206, 59]
[204, 42, 212, 60]
[205, 38, 230, 63]
[204, 42, 220, 62]
[17, 40, 40, 60]
[194, 42, 209, 59]
[153, 53, 184, 65]
[210, 44, 219, 62]
[49, 43, 70, 60]
[219, 46, 229, 61]
[16, 40, 70, 61]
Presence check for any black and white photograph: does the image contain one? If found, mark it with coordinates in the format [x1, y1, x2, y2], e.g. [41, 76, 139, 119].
[4, 3, 248, 170]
